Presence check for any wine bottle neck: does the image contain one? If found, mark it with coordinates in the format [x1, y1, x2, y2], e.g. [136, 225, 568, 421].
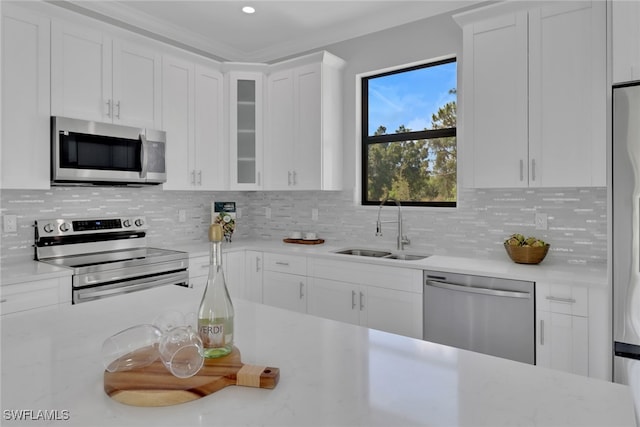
[209, 241, 223, 268]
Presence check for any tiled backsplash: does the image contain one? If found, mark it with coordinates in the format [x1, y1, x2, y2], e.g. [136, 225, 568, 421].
[0, 186, 607, 266]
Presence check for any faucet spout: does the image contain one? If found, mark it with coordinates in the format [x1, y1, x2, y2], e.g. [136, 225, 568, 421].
[375, 199, 410, 250]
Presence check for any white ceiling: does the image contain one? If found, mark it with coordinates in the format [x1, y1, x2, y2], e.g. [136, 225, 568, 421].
[58, 0, 484, 62]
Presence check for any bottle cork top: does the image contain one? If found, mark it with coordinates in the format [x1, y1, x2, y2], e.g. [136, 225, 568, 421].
[209, 223, 224, 242]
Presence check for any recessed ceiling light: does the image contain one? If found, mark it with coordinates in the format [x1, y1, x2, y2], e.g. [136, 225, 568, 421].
[242, 6, 255, 14]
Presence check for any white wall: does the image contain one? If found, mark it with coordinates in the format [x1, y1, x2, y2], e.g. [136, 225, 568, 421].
[320, 11, 463, 191]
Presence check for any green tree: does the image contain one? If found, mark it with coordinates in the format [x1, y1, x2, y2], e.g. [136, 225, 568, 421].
[367, 90, 457, 203]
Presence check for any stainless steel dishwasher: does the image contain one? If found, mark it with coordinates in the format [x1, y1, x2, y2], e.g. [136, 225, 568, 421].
[423, 270, 535, 364]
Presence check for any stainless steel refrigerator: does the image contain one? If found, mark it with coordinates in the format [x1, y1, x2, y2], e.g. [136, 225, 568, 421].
[613, 81, 640, 420]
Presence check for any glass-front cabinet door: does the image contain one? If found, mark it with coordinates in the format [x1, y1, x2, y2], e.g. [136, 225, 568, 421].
[229, 70, 264, 190]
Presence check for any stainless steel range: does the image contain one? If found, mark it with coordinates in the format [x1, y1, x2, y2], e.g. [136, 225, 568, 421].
[34, 216, 188, 304]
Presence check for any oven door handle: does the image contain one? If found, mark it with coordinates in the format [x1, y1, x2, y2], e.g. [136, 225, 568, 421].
[425, 279, 531, 299]
[74, 271, 187, 303]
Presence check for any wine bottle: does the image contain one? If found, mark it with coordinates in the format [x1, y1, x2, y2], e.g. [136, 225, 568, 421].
[198, 223, 234, 358]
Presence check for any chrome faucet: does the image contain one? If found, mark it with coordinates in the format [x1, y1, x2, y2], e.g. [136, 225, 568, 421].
[375, 199, 410, 251]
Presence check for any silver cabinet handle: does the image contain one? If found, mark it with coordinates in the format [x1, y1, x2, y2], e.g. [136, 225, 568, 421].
[191, 170, 196, 185]
[540, 319, 545, 345]
[519, 159, 524, 181]
[352, 290, 356, 309]
[531, 158, 536, 181]
[0, 298, 7, 303]
[115, 100, 121, 119]
[256, 257, 261, 272]
[545, 296, 576, 304]
[292, 170, 297, 186]
[426, 279, 531, 299]
[288, 171, 292, 186]
[299, 282, 304, 299]
[197, 170, 202, 185]
[359, 291, 364, 311]
[275, 261, 289, 266]
[106, 99, 112, 118]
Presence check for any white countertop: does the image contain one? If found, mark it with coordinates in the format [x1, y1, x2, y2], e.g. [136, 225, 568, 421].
[177, 238, 608, 288]
[0, 259, 72, 286]
[0, 285, 635, 426]
[1, 238, 607, 289]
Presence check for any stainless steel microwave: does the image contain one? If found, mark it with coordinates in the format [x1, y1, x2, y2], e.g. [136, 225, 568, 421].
[51, 116, 167, 186]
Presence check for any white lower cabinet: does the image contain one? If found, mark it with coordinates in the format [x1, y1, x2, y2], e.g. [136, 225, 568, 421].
[307, 257, 423, 339]
[187, 251, 245, 299]
[263, 271, 307, 313]
[1, 277, 70, 315]
[307, 278, 362, 325]
[536, 310, 588, 376]
[262, 252, 307, 313]
[307, 277, 422, 339]
[244, 251, 263, 303]
[536, 281, 590, 376]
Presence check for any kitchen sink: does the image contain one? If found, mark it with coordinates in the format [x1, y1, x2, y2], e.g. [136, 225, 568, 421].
[333, 248, 429, 261]
[334, 248, 392, 257]
[384, 253, 429, 261]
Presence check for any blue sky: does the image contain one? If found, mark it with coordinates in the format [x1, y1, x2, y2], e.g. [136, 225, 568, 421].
[368, 61, 457, 136]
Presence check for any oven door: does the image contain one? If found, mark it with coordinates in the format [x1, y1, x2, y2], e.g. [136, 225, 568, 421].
[73, 270, 188, 304]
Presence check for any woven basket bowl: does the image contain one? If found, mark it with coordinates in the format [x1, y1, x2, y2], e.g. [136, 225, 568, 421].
[504, 243, 550, 264]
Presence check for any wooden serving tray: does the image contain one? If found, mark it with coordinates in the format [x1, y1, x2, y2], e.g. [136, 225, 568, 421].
[283, 238, 325, 245]
[104, 347, 279, 407]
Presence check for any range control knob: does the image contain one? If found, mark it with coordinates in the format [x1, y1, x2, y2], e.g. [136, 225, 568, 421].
[123, 219, 132, 228]
[59, 222, 71, 232]
[134, 218, 144, 227]
[43, 223, 55, 233]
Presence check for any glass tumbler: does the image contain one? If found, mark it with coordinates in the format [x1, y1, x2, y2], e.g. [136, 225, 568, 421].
[102, 324, 162, 372]
[158, 326, 204, 378]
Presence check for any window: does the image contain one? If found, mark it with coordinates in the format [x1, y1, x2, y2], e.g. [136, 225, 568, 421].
[361, 58, 457, 207]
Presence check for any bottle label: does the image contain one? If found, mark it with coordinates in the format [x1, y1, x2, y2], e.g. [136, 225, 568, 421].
[199, 323, 224, 347]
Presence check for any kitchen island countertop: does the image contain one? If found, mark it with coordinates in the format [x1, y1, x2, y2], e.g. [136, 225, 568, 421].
[1, 285, 635, 427]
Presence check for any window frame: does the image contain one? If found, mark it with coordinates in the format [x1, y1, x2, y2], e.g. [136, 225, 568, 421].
[361, 57, 457, 208]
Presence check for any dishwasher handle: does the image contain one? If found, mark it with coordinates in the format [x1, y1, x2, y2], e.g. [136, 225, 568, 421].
[425, 279, 531, 299]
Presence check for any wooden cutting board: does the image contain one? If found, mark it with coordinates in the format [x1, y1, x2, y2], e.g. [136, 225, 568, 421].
[104, 347, 279, 407]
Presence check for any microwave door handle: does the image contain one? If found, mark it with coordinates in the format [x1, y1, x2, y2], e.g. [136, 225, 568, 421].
[140, 133, 148, 179]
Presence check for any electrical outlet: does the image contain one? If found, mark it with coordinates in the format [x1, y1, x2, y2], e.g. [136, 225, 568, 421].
[312, 208, 319, 221]
[3, 215, 17, 232]
[178, 209, 186, 223]
[535, 213, 548, 230]
[265, 207, 271, 219]
[236, 208, 242, 219]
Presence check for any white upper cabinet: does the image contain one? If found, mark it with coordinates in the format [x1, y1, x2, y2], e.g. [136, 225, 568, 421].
[456, 1, 606, 188]
[1, 4, 51, 190]
[111, 40, 162, 128]
[194, 65, 227, 190]
[459, 11, 529, 188]
[51, 20, 161, 129]
[265, 68, 295, 190]
[227, 68, 265, 190]
[264, 52, 345, 191]
[162, 55, 226, 191]
[612, 0, 640, 84]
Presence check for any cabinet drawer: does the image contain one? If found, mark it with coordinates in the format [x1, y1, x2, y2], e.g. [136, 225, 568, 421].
[263, 253, 307, 276]
[189, 256, 210, 278]
[536, 281, 588, 317]
[1, 278, 66, 315]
